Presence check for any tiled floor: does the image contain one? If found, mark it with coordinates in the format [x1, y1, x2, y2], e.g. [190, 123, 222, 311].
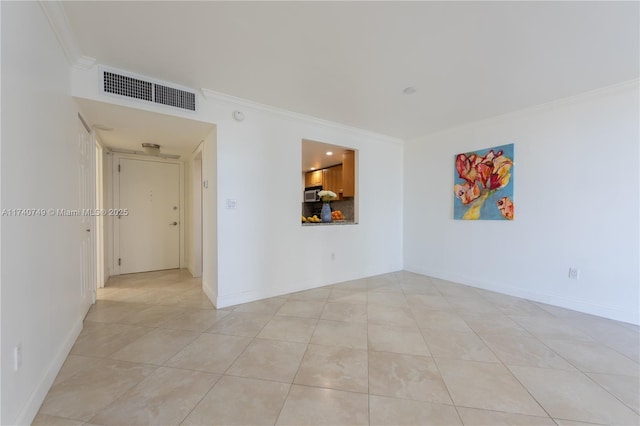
[34, 269, 639, 425]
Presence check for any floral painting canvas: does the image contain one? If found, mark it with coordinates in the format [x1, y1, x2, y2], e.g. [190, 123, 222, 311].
[454, 143, 514, 220]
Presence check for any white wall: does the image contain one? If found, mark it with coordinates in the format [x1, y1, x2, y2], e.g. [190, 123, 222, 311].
[403, 81, 640, 324]
[210, 101, 404, 307]
[201, 131, 218, 303]
[71, 66, 404, 308]
[1, 2, 85, 424]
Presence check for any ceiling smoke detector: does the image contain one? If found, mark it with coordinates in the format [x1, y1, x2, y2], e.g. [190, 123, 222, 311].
[142, 143, 161, 154]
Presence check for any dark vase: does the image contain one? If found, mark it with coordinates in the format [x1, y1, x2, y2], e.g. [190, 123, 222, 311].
[321, 202, 332, 223]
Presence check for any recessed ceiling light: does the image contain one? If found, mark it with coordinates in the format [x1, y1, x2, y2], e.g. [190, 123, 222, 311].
[310, 167, 316, 170]
[403, 86, 417, 95]
[326, 151, 333, 156]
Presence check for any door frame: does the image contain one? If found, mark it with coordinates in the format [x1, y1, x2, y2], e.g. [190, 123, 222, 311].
[111, 153, 185, 276]
[191, 145, 203, 278]
[78, 113, 97, 307]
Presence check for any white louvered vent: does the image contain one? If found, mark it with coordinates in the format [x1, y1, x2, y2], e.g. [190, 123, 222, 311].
[101, 68, 196, 112]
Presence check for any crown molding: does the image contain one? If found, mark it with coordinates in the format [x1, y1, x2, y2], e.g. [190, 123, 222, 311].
[410, 78, 640, 142]
[39, 0, 96, 70]
[200, 88, 404, 145]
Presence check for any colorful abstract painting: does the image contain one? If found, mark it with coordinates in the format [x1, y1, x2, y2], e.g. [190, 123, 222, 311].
[454, 143, 514, 220]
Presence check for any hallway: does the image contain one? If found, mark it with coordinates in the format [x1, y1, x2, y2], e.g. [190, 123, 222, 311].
[34, 270, 639, 425]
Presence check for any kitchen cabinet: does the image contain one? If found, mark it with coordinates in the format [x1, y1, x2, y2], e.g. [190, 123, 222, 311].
[305, 169, 323, 188]
[342, 150, 355, 197]
[323, 165, 343, 197]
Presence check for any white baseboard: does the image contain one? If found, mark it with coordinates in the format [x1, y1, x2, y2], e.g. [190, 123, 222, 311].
[404, 266, 639, 326]
[14, 319, 83, 425]
[202, 279, 218, 309]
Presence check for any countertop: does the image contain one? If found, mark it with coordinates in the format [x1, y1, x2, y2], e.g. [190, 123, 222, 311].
[302, 221, 357, 226]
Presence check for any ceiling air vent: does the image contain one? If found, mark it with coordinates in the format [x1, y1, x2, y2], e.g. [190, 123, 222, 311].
[103, 71, 152, 102]
[101, 69, 197, 112]
[155, 84, 196, 111]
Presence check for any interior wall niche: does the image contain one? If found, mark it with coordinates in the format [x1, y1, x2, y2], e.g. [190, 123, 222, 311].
[301, 139, 358, 224]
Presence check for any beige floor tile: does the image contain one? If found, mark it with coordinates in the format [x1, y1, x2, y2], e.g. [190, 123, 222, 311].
[257, 316, 318, 343]
[321, 302, 367, 323]
[289, 287, 331, 301]
[31, 413, 85, 426]
[182, 376, 290, 426]
[368, 324, 430, 356]
[510, 315, 593, 341]
[534, 301, 592, 319]
[369, 395, 461, 426]
[405, 294, 452, 310]
[368, 305, 417, 328]
[508, 365, 639, 425]
[543, 339, 639, 377]
[51, 355, 105, 387]
[155, 308, 230, 332]
[227, 338, 307, 383]
[367, 278, 402, 293]
[276, 385, 369, 426]
[411, 308, 473, 333]
[456, 407, 556, 425]
[367, 292, 408, 307]
[368, 351, 452, 404]
[330, 279, 368, 291]
[165, 333, 252, 373]
[587, 372, 640, 414]
[88, 367, 219, 425]
[83, 302, 151, 324]
[109, 328, 200, 365]
[433, 281, 480, 298]
[276, 300, 326, 318]
[310, 319, 368, 349]
[205, 311, 272, 337]
[481, 292, 555, 318]
[38, 360, 156, 421]
[38, 269, 639, 426]
[294, 344, 368, 393]
[437, 359, 546, 417]
[444, 296, 502, 315]
[70, 322, 153, 358]
[422, 329, 499, 363]
[400, 282, 440, 296]
[460, 313, 531, 338]
[480, 334, 576, 370]
[232, 297, 287, 314]
[117, 304, 187, 327]
[328, 289, 368, 304]
[553, 420, 607, 426]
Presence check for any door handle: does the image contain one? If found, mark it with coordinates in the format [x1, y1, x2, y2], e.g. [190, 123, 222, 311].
[170, 222, 178, 226]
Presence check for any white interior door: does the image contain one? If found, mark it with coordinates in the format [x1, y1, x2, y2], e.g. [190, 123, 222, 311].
[118, 158, 180, 274]
[78, 115, 95, 310]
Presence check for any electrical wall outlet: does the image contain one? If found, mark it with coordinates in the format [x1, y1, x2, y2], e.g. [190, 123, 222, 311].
[331, 252, 335, 260]
[568, 267, 580, 280]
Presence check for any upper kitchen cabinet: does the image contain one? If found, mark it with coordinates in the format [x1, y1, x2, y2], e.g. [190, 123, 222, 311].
[342, 150, 355, 198]
[305, 169, 323, 187]
[323, 165, 343, 196]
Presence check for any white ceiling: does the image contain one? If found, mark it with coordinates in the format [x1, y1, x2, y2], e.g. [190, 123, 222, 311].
[301, 139, 354, 172]
[63, 1, 638, 142]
